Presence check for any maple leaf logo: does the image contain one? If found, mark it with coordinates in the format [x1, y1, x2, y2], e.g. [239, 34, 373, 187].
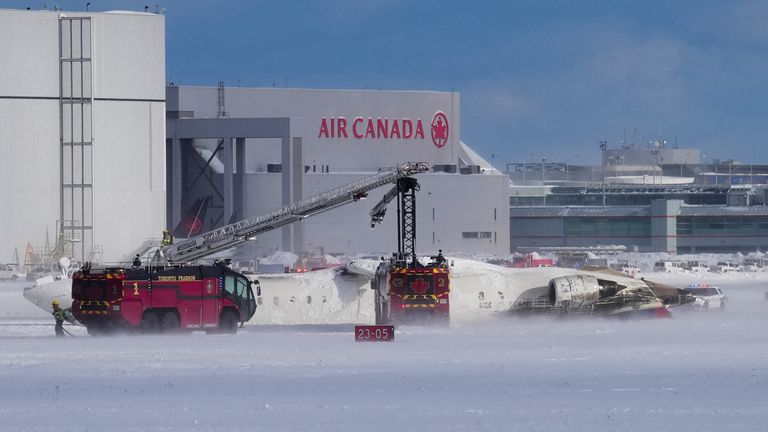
[410, 277, 430, 294]
[431, 111, 449, 148]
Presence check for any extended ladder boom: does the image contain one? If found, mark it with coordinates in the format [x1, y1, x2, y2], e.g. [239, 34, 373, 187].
[162, 162, 430, 263]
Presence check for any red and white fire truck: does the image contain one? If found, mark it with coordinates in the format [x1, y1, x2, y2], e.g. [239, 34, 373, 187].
[71, 262, 258, 335]
[369, 176, 451, 324]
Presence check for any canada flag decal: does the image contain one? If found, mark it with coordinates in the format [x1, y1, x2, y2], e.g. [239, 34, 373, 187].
[430, 111, 449, 148]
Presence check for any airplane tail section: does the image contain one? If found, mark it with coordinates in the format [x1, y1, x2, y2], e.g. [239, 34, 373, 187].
[172, 196, 211, 238]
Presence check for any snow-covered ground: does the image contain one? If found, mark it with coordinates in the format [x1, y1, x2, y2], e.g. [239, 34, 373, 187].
[2, 271, 768, 431]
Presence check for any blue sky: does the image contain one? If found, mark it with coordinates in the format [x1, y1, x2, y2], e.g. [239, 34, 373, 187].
[10, 0, 768, 166]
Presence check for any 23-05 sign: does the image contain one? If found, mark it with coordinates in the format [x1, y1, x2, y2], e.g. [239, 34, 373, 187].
[355, 325, 394, 342]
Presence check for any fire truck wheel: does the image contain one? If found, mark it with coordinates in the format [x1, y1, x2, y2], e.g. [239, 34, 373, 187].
[219, 310, 238, 334]
[141, 311, 161, 334]
[161, 311, 180, 333]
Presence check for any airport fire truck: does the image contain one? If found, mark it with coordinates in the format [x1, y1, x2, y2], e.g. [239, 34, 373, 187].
[72, 262, 257, 334]
[370, 176, 451, 324]
[72, 162, 431, 334]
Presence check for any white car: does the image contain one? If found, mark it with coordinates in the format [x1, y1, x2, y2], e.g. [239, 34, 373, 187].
[686, 261, 710, 273]
[653, 261, 685, 273]
[0, 264, 20, 281]
[684, 283, 727, 311]
[712, 262, 740, 273]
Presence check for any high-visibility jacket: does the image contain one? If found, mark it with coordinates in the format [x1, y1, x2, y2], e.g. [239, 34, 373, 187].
[52, 308, 70, 322]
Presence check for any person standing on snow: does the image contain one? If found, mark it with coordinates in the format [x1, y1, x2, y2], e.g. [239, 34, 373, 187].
[51, 299, 69, 337]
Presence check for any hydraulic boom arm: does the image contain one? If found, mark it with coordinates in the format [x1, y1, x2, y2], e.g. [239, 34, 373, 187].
[161, 162, 430, 263]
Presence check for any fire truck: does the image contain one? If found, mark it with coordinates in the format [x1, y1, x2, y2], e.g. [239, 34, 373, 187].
[72, 262, 258, 335]
[369, 177, 451, 324]
[72, 162, 431, 334]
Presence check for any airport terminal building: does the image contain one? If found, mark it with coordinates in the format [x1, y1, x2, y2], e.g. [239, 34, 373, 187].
[509, 152, 768, 254]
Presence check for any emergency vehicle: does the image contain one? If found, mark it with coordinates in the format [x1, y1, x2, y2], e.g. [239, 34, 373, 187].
[369, 176, 451, 324]
[71, 262, 258, 335]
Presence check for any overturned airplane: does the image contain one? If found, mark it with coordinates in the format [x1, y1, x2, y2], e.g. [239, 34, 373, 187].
[22, 257, 695, 325]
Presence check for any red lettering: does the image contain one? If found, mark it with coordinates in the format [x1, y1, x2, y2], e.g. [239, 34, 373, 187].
[414, 119, 425, 139]
[402, 119, 413, 139]
[319, 118, 329, 138]
[390, 120, 401, 139]
[376, 118, 388, 139]
[353, 117, 364, 138]
[322, 115, 427, 140]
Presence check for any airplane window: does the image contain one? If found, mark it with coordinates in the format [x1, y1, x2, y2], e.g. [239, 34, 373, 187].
[478, 291, 485, 300]
[306, 296, 312, 304]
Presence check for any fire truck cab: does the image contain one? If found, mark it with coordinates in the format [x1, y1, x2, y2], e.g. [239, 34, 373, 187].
[72, 263, 257, 335]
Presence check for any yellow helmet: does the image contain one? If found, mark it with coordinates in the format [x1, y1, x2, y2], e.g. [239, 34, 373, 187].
[51, 299, 60, 306]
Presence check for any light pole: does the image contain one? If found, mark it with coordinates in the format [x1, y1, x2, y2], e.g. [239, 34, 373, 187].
[713, 159, 719, 185]
[541, 157, 546, 184]
[599, 141, 607, 206]
[565, 156, 578, 181]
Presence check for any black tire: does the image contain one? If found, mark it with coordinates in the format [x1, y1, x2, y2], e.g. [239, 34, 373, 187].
[141, 311, 161, 334]
[219, 310, 238, 334]
[161, 311, 180, 333]
[11, 275, 18, 280]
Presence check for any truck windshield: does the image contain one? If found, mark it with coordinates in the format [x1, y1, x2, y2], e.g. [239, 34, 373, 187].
[223, 274, 256, 322]
[686, 288, 720, 296]
[224, 275, 250, 298]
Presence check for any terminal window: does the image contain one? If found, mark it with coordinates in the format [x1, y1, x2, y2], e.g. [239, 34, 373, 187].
[463, 231, 492, 239]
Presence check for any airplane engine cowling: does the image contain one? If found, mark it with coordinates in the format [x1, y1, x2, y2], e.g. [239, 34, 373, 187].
[548, 275, 601, 308]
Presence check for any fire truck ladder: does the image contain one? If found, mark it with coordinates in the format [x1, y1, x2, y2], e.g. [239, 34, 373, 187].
[369, 176, 420, 267]
[162, 162, 430, 263]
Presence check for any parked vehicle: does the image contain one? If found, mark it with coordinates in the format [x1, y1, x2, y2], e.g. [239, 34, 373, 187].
[685, 261, 710, 273]
[712, 262, 740, 273]
[610, 261, 641, 278]
[0, 264, 20, 280]
[653, 261, 685, 273]
[742, 259, 764, 272]
[684, 283, 727, 311]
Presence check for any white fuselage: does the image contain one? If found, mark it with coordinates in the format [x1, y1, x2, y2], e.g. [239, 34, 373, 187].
[22, 258, 655, 324]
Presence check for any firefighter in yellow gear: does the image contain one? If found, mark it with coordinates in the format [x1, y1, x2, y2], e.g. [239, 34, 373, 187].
[51, 299, 68, 337]
[161, 229, 173, 246]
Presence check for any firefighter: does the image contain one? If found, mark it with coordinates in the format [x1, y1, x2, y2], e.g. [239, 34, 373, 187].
[435, 250, 446, 266]
[51, 299, 67, 337]
[161, 229, 173, 246]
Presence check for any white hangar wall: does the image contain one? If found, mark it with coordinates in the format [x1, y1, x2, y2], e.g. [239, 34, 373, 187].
[0, 8, 165, 264]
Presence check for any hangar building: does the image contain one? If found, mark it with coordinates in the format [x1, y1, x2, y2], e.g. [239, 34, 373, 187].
[166, 86, 510, 257]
